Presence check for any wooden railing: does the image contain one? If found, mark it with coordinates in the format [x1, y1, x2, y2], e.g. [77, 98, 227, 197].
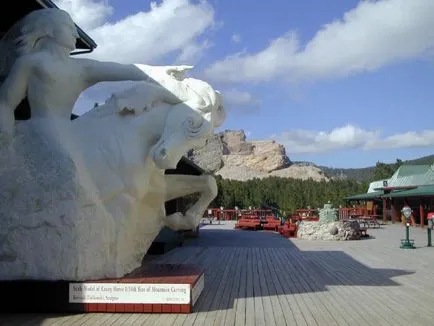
[294, 209, 319, 217]
[204, 208, 273, 221]
[289, 208, 319, 221]
[338, 206, 377, 220]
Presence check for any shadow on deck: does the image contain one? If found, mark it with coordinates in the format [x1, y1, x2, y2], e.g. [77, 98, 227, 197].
[153, 228, 414, 313]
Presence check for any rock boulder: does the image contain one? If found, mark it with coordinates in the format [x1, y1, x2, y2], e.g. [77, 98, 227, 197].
[297, 220, 364, 241]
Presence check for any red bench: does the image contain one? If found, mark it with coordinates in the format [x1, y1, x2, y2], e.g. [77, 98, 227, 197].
[282, 224, 298, 238]
[278, 222, 298, 238]
[262, 217, 281, 231]
[289, 215, 319, 222]
[235, 216, 261, 230]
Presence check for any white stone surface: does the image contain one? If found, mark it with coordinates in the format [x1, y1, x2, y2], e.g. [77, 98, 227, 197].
[0, 8, 225, 281]
[297, 221, 362, 241]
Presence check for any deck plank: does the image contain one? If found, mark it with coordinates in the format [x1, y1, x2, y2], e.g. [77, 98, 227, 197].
[175, 247, 228, 326]
[260, 246, 294, 326]
[200, 247, 239, 325]
[212, 248, 242, 326]
[80, 313, 118, 326]
[341, 244, 434, 325]
[288, 250, 366, 326]
[48, 313, 93, 326]
[234, 247, 248, 326]
[323, 247, 423, 325]
[107, 313, 143, 326]
[180, 246, 233, 326]
[272, 247, 316, 326]
[224, 247, 246, 326]
[310, 249, 396, 326]
[257, 248, 286, 326]
[282, 249, 339, 326]
[251, 248, 267, 326]
[244, 248, 255, 326]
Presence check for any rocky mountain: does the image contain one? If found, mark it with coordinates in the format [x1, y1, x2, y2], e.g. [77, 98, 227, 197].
[187, 130, 329, 182]
[188, 130, 433, 182]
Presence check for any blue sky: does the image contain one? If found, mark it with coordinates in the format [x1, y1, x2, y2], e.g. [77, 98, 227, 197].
[56, 0, 434, 168]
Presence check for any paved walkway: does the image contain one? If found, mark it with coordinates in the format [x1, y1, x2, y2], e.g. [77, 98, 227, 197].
[1, 222, 434, 325]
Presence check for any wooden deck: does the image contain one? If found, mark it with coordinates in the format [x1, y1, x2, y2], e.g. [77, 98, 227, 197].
[2, 222, 434, 326]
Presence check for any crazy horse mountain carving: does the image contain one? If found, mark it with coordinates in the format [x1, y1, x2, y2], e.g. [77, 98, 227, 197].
[0, 8, 225, 280]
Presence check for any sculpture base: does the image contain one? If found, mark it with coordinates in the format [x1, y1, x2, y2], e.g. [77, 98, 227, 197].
[0, 264, 205, 314]
[400, 239, 416, 249]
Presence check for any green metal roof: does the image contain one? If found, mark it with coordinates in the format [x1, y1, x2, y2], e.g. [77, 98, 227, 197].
[344, 191, 384, 201]
[384, 185, 434, 198]
[387, 164, 434, 188]
[394, 164, 431, 177]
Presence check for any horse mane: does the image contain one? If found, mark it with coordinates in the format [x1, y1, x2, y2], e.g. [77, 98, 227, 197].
[82, 77, 226, 130]
[82, 83, 156, 119]
[82, 94, 125, 118]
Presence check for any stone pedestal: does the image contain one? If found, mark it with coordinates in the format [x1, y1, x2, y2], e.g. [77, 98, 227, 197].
[0, 264, 205, 314]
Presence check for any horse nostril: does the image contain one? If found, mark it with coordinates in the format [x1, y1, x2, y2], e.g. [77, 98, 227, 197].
[159, 148, 167, 158]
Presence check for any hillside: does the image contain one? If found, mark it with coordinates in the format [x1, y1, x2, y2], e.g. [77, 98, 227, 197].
[318, 154, 434, 181]
[316, 165, 376, 181]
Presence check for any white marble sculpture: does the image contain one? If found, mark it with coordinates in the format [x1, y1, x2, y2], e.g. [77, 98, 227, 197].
[0, 8, 225, 280]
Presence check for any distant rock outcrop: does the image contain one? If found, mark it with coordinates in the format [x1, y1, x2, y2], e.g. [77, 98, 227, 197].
[187, 130, 328, 182]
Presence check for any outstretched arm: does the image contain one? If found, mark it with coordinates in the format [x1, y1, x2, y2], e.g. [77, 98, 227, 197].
[0, 57, 30, 135]
[81, 58, 155, 86]
[80, 58, 192, 89]
[80, 58, 207, 108]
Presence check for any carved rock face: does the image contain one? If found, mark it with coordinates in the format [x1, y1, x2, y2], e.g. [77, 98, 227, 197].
[189, 130, 330, 182]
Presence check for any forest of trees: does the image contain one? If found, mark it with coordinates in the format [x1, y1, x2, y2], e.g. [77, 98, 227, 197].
[209, 159, 408, 214]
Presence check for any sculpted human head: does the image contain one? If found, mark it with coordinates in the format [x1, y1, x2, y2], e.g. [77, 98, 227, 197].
[14, 8, 79, 55]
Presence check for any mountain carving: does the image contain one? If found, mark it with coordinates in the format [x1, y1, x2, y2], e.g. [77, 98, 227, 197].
[188, 130, 328, 182]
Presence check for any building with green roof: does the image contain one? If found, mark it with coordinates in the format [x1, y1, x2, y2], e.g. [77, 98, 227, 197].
[387, 164, 434, 188]
[344, 164, 434, 226]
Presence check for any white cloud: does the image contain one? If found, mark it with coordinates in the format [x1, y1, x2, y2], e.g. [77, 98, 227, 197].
[56, 0, 215, 64]
[223, 88, 260, 110]
[231, 33, 241, 43]
[175, 39, 213, 63]
[371, 130, 434, 149]
[273, 125, 434, 154]
[53, 0, 216, 113]
[55, 0, 114, 31]
[205, 0, 434, 83]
